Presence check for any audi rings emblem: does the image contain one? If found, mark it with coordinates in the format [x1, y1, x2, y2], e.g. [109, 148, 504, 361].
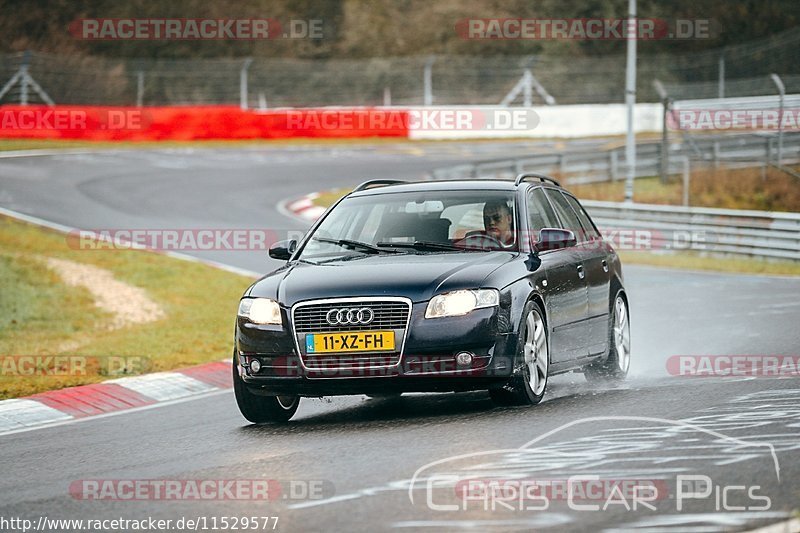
[326, 307, 375, 326]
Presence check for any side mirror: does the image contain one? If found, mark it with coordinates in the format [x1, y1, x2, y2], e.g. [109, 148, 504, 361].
[535, 228, 576, 252]
[269, 239, 297, 260]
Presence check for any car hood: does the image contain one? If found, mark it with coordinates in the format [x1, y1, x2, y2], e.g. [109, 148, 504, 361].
[248, 251, 516, 306]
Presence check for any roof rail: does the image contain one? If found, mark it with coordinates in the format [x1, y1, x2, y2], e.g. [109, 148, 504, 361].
[353, 179, 407, 192]
[514, 173, 562, 187]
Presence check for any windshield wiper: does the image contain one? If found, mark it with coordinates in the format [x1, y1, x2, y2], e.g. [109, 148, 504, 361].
[313, 237, 397, 254]
[376, 241, 469, 252]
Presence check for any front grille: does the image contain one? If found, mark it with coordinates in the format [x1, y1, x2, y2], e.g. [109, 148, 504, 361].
[292, 298, 412, 375]
[303, 354, 397, 371]
[293, 300, 410, 333]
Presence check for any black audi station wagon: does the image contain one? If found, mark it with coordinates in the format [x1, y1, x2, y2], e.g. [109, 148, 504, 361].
[234, 174, 630, 422]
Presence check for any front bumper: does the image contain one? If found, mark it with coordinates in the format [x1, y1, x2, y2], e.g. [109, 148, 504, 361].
[236, 301, 517, 396]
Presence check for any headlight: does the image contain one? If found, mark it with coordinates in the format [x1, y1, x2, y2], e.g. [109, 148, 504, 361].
[238, 298, 282, 325]
[425, 289, 499, 319]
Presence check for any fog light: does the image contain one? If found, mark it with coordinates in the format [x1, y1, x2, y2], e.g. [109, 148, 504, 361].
[250, 358, 262, 373]
[455, 352, 474, 366]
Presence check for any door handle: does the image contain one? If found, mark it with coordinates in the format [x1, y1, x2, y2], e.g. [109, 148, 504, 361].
[577, 264, 585, 279]
[602, 259, 609, 272]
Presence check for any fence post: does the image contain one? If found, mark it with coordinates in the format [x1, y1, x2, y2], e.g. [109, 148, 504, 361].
[383, 86, 391, 106]
[423, 56, 435, 106]
[713, 141, 719, 169]
[240, 58, 253, 110]
[763, 137, 771, 179]
[718, 52, 725, 99]
[20, 50, 30, 105]
[770, 73, 785, 166]
[523, 70, 533, 107]
[609, 150, 618, 181]
[136, 71, 144, 107]
[653, 79, 670, 184]
[681, 157, 690, 207]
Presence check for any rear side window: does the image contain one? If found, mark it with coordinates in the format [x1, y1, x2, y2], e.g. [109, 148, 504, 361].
[562, 193, 601, 240]
[544, 189, 585, 241]
[527, 188, 560, 234]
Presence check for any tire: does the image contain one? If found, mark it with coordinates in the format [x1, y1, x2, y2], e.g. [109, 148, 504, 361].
[233, 352, 300, 423]
[490, 300, 549, 406]
[585, 292, 631, 382]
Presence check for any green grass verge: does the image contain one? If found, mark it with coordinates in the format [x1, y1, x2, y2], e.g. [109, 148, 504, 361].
[0, 216, 254, 399]
[619, 251, 800, 277]
[568, 167, 800, 213]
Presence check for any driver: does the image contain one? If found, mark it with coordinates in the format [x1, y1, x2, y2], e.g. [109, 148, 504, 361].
[482, 200, 514, 246]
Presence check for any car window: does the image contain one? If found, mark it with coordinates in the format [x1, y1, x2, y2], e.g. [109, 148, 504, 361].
[527, 188, 560, 235]
[442, 203, 484, 240]
[544, 189, 585, 241]
[562, 193, 600, 240]
[298, 190, 518, 258]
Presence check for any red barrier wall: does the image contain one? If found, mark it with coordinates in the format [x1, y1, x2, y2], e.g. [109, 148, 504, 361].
[0, 105, 410, 141]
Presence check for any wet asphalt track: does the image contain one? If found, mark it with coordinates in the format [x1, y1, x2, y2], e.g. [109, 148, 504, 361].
[1, 141, 799, 532]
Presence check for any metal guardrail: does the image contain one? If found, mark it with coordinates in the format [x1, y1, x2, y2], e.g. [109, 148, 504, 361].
[426, 132, 800, 261]
[429, 132, 800, 185]
[582, 200, 800, 261]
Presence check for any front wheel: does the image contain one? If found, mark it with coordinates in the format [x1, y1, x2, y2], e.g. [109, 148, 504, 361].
[490, 301, 549, 406]
[585, 293, 630, 382]
[233, 353, 300, 423]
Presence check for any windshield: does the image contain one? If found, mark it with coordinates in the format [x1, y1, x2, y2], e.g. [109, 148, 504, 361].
[297, 190, 518, 260]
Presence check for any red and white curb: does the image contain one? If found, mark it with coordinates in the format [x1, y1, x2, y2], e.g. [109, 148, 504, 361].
[0, 361, 232, 435]
[277, 192, 326, 224]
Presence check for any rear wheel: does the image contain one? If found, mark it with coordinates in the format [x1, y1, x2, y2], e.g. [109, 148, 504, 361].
[490, 301, 549, 406]
[585, 293, 630, 382]
[233, 353, 300, 423]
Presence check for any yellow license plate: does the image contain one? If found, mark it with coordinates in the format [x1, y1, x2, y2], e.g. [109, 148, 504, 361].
[305, 331, 395, 354]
